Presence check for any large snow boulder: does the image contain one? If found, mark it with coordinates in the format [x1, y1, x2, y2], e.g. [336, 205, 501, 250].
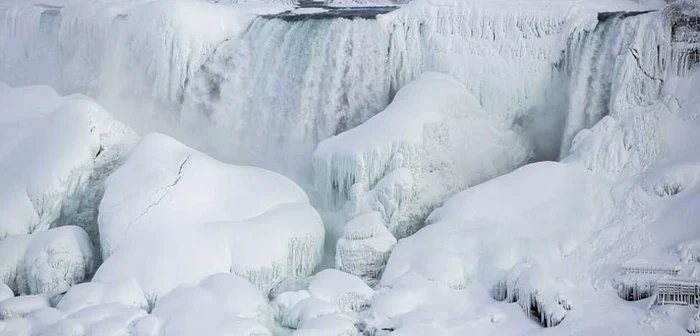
[0, 226, 93, 295]
[95, 133, 324, 297]
[147, 273, 274, 336]
[335, 211, 397, 284]
[313, 72, 531, 239]
[380, 161, 610, 327]
[0, 83, 138, 252]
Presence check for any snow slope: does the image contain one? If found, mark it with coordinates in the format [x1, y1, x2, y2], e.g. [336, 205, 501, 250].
[95, 133, 325, 298]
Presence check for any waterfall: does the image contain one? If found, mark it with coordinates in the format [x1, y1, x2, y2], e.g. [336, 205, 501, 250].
[180, 17, 393, 182]
[559, 11, 671, 158]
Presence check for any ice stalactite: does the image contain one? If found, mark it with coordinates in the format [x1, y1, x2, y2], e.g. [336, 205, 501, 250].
[180, 17, 393, 180]
[501, 263, 571, 328]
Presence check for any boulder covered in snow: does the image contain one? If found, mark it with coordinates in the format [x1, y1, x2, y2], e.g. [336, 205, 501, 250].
[313, 72, 531, 239]
[0, 83, 138, 253]
[335, 211, 397, 285]
[0, 226, 93, 296]
[95, 133, 325, 298]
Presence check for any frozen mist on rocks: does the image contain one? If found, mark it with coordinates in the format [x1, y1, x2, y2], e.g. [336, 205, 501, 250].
[0, 0, 700, 335]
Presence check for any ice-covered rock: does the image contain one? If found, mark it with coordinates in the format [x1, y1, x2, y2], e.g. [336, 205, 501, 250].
[0, 84, 138, 253]
[56, 279, 148, 315]
[273, 270, 370, 330]
[148, 273, 274, 335]
[314, 72, 531, 239]
[0, 226, 93, 295]
[95, 133, 324, 297]
[335, 211, 397, 284]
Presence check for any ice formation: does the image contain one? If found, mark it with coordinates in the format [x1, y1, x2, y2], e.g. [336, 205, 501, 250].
[95, 133, 324, 297]
[335, 211, 396, 284]
[314, 72, 531, 239]
[0, 226, 93, 296]
[0, 0, 699, 334]
[0, 84, 137, 252]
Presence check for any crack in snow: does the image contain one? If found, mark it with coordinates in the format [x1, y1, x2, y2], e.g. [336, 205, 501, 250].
[124, 154, 191, 234]
[629, 47, 664, 82]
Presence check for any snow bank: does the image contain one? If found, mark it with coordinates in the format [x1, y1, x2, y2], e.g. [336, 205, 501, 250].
[0, 84, 137, 253]
[313, 72, 531, 239]
[0, 226, 93, 296]
[95, 133, 324, 297]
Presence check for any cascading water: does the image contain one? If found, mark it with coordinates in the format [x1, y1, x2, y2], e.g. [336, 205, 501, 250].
[180, 17, 393, 182]
[560, 11, 670, 159]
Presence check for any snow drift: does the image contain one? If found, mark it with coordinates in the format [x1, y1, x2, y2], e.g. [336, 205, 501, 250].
[95, 133, 325, 298]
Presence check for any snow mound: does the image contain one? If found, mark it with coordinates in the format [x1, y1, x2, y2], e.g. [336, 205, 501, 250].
[335, 211, 397, 284]
[56, 279, 148, 315]
[308, 269, 373, 313]
[148, 273, 274, 335]
[0, 226, 93, 296]
[313, 72, 531, 239]
[95, 133, 324, 297]
[380, 161, 609, 326]
[0, 84, 138, 253]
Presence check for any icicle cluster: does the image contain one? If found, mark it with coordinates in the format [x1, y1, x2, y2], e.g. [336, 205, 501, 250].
[500, 263, 571, 328]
